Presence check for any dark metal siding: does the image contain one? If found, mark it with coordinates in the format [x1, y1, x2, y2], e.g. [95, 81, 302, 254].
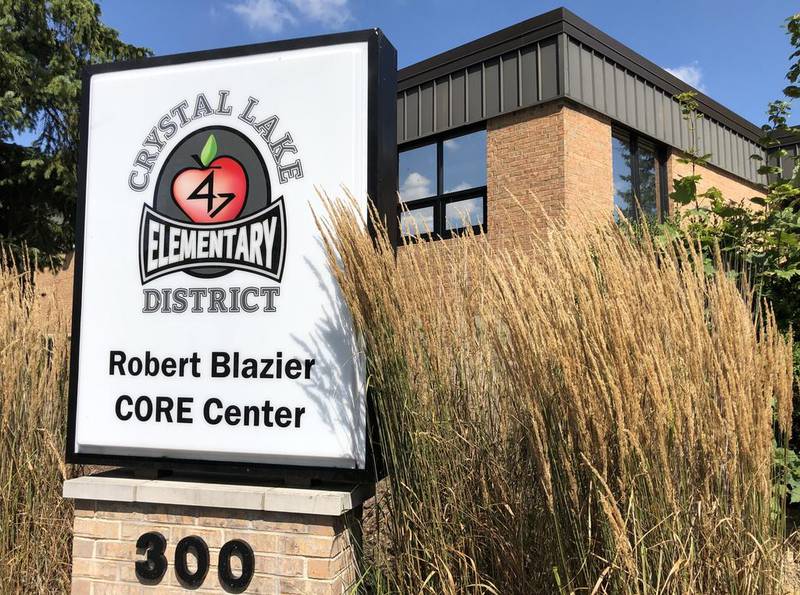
[562, 37, 765, 185]
[397, 35, 561, 144]
[397, 9, 768, 187]
[767, 142, 799, 182]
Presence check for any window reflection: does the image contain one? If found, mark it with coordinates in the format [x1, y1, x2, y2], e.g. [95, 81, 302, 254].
[612, 135, 634, 221]
[445, 196, 484, 230]
[400, 206, 434, 236]
[612, 131, 660, 222]
[398, 127, 487, 239]
[636, 141, 657, 221]
[399, 144, 436, 202]
[443, 130, 486, 193]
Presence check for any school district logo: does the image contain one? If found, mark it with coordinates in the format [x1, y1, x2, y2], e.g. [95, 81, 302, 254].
[139, 125, 286, 284]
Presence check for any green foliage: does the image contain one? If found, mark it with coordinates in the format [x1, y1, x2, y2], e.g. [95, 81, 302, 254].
[0, 0, 149, 265]
[655, 13, 800, 500]
[657, 15, 800, 334]
[774, 439, 800, 506]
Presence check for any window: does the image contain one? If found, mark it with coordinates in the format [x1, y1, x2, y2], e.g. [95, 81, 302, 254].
[398, 128, 487, 239]
[612, 129, 668, 222]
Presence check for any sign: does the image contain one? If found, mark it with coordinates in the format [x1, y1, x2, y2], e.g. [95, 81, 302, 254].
[66, 31, 397, 478]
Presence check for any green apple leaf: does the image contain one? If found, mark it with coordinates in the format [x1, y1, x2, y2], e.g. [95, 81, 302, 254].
[200, 134, 218, 167]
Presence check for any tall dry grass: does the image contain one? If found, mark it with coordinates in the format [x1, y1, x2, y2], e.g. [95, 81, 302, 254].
[320, 198, 794, 594]
[0, 255, 72, 592]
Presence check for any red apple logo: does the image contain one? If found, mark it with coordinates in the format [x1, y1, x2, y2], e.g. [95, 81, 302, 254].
[172, 134, 247, 223]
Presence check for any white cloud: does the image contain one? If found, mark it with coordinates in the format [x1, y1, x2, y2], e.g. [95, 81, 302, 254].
[665, 61, 705, 92]
[446, 197, 482, 228]
[399, 171, 433, 201]
[229, 0, 351, 32]
[443, 138, 460, 151]
[401, 209, 433, 235]
[290, 0, 351, 28]
[447, 181, 472, 192]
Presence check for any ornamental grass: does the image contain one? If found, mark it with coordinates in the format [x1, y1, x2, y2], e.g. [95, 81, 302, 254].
[0, 255, 72, 592]
[320, 195, 794, 594]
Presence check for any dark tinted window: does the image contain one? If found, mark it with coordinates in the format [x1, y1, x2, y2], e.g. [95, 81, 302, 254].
[612, 130, 663, 222]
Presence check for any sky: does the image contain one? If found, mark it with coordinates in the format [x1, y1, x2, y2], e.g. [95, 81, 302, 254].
[90, 0, 797, 128]
[11, 0, 798, 147]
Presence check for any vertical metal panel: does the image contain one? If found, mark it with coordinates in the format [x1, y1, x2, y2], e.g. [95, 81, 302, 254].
[578, 45, 593, 106]
[502, 52, 519, 112]
[451, 70, 466, 126]
[591, 52, 605, 112]
[671, 100, 684, 150]
[521, 46, 538, 105]
[397, 94, 405, 142]
[712, 124, 722, 171]
[722, 126, 732, 173]
[484, 59, 501, 117]
[420, 82, 434, 136]
[723, 126, 733, 173]
[739, 139, 749, 182]
[661, 93, 673, 146]
[567, 39, 581, 101]
[435, 77, 449, 131]
[711, 122, 721, 169]
[653, 88, 664, 138]
[604, 60, 616, 119]
[615, 66, 627, 125]
[539, 38, 559, 99]
[698, 115, 708, 158]
[467, 65, 482, 122]
[405, 87, 420, 140]
[735, 136, 744, 179]
[745, 140, 755, 180]
[644, 84, 655, 137]
[634, 78, 646, 131]
[624, 73, 636, 128]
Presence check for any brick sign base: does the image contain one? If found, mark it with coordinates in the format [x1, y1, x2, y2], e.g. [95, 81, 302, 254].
[63, 475, 369, 594]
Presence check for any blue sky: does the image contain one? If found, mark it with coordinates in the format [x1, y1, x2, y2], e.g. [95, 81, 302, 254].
[90, 0, 797, 129]
[12, 0, 798, 147]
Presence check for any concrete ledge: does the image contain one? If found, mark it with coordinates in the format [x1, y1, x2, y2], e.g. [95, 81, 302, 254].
[63, 474, 370, 516]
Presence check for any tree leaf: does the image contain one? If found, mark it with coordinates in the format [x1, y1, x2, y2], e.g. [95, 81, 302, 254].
[200, 134, 218, 167]
[775, 269, 799, 280]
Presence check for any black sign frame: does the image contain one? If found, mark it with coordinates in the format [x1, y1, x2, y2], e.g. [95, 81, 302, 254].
[65, 29, 397, 484]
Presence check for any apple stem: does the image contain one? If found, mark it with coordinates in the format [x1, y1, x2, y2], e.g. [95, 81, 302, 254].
[191, 154, 204, 168]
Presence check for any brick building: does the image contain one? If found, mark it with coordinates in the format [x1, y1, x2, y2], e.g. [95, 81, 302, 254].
[39, 8, 783, 304]
[395, 7, 770, 245]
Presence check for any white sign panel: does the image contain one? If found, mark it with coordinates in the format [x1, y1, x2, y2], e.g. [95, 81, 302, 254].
[67, 32, 396, 476]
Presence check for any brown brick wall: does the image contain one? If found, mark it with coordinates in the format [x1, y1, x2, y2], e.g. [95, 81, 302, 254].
[486, 102, 566, 248]
[563, 104, 614, 227]
[484, 101, 614, 249]
[667, 153, 765, 210]
[70, 500, 359, 594]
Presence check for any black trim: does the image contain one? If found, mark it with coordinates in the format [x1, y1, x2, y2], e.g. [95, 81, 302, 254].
[398, 7, 764, 144]
[66, 29, 397, 484]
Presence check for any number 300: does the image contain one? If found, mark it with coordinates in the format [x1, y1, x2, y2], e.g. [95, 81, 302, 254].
[135, 532, 254, 592]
